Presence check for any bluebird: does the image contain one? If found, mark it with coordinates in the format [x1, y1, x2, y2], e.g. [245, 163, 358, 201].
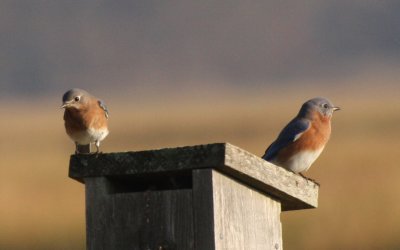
[262, 97, 339, 177]
[61, 88, 109, 154]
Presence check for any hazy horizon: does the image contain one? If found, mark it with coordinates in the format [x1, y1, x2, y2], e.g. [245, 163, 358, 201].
[1, 1, 400, 98]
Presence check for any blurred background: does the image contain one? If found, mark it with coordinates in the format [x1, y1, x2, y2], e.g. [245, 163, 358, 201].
[1, 1, 400, 249]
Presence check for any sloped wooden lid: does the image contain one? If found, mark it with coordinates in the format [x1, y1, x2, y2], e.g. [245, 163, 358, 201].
[69, 143, 318, 211]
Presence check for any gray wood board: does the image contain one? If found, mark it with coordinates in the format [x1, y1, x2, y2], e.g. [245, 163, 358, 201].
[85, 177, 194, 250]
[211, 170, 282, 250]
[70, 143, 318, 210]
[192, 169, 216, 250]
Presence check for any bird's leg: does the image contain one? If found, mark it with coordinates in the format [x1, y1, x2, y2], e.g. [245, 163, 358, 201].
[299, 173, 320, 186]
[75, 142, 79, 154]
[75, 144, 91, 154]
[299, 172, 307, 179]
[95, 141, 99, 153]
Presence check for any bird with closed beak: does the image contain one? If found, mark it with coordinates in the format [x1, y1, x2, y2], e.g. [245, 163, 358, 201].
[61, 88, 109, 154]
[262, 97, 340, 180]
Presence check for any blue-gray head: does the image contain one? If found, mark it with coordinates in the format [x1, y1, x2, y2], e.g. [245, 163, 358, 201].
[299, 97, 340, 118]
[61, 88, 92, 109]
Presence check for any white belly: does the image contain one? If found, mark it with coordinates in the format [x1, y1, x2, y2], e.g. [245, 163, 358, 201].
[70, 128, 109, 145]
[283, 148, 324, 173]
[87, 127, 109, 142]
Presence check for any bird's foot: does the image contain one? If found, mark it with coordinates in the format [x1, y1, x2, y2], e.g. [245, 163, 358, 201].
[93, 151, 103, 158]
[75, 151, 92, 155]
[92, 145, 103, 157]
[299, 173, 320, 186]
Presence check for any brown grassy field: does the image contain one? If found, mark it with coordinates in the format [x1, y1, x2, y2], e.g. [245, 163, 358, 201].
[1, 82, 399, 249]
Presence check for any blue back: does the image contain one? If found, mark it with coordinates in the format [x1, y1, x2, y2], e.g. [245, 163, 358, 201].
[98, 100, 109, 119]
[263, 118, 310, 161]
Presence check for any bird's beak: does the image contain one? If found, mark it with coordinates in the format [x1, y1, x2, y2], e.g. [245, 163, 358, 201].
[60, 101, 71, 109]
[333, 106, 341, 111]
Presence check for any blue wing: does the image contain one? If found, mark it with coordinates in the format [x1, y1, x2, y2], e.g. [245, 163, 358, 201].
[262, 118, 310, 161]
[98, 100, 109, 119]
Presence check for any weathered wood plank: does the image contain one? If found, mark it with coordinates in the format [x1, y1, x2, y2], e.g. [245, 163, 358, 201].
[69, 143, 225, 178]
[211, 170, 282, 250]
[85, 177, 194, 250]
[70, 143, 318, 210]
[223, 144, 318, 211]
[192, 169, 216, 250]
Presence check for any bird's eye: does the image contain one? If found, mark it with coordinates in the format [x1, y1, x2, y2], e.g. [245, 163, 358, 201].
[74, 96, 80, 102]
[323, 103, 329, 109]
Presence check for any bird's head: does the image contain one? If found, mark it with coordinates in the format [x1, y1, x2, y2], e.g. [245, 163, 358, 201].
[300, 97, 340, 119]
[61, 88, 91, 110]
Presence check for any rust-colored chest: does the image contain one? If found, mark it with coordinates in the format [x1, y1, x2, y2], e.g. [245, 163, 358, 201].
[277, 114, 331, 162]
[63, 101, 108, 135]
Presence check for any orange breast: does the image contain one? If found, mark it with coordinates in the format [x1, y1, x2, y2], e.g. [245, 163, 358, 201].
[64, 108, 87, 136]
[83, 100, 108, 130]
[64, 100, 108, 136]
[277, 113, 331, 163]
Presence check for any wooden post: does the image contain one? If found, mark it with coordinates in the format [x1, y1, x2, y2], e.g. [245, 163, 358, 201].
[69, 143, 319, 250]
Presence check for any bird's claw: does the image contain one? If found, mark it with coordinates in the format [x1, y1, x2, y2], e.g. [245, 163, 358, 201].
[299, 173, 320, 186]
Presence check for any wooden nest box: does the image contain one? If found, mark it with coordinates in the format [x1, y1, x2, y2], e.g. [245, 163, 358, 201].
[69, 143, 319, 250]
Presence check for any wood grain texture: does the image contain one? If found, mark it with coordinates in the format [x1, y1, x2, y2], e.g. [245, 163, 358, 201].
[192, 169, 216, 250]
[223, 144, 318, 211]
[70, 143, 318, 210]
[211, 170, 282, 250]
[85, 177, 194, 250]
